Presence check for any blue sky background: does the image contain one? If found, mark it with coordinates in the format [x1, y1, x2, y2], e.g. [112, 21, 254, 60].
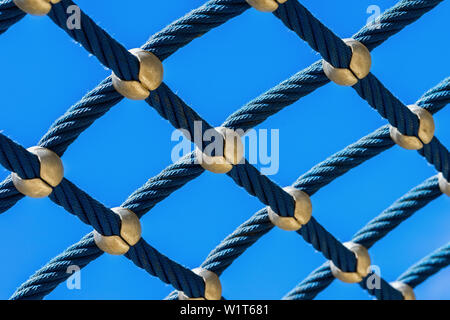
[0, 0, 448, 300]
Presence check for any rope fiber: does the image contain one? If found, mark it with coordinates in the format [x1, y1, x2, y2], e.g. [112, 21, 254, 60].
[0, 0, 448, 300]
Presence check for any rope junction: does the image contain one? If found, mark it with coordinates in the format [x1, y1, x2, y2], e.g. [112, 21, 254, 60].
[0, 0, 448, 299]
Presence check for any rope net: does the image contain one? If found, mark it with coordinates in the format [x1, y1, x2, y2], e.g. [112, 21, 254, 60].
[0, 0, 448, 300]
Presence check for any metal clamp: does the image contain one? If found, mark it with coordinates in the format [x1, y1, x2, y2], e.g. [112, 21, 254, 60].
[178, 268, 222, 300]
[245, 0, 288, 12]
[112, 48, 164, 100]
[195, 127, 244, 174]
[11, 146, 64, 198]
[322, 39, 371, 86]
[13, 0, 60, 16]
[267, 186, 312, 231]
[390, 281, 416, 300]
[330, 242, 371, 283]
[390, 105, 435, 150]
[93, 207, 142, 255]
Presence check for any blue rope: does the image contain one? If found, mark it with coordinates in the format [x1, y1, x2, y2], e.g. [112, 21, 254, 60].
[222, 61, 329, 131]
[38, 77, 123, 157]
[146, 83, 216, 151]
[2, 0, 447, 300]
[284, 175, 444, 300]
[359, 272, 404, 300]
[167, 75, 450, 299]
[353, 176, 442, 249]
[10, 233, 103, 300]
[298, 218, 357, 273]
[0, 0, 24, 35]
[0, 0, 250, 218]
[293, 126, 394, 196]
[0, 177, 23, 213]
[0, 134, 40, 179]
[353, 0, 444, 51]
[416, 77, 450, 114]
[227, 160, 295, 218]
[275, 0, 423, 138]
[141, 0, 250, 61]
[49, 178, 122, 236]
[49, 0, 140, 81]
[352, 73, 419, 137]
[121, 153, 204, 218]
[419, 137, 450, 181]
[125, 239, 205, 298]
[0, 134, 206, 297]
[10, 153, 205, 299]
[13, 72, 446, 299]
[282, 262, 333, 300]
[397, 242, 450, 288]
[274, 1, 352, 68]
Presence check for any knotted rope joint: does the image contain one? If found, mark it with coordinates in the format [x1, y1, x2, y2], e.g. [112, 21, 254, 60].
[178, 268, 222, 300]
[322, 39, 371, 86]
[11, 146, 64, 198]
[267, 186, 312, 231]
[390, 105, 435, 150]
[93, 207, 142, 255]
[390, 281, 416, 300]
[330, 242, 371, 283]
[195, 127, 244, 174]
[111, 48, 163, 100]
[13, 0, 60, 16]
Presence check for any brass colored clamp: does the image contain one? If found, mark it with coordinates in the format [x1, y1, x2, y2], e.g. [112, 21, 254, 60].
[245, 0, 288, 12]
[178, 268, 222, 300]
[195, 127, 244, 174]
[93, 207, 142, 255]
[13, 0, 60, 16]
[11, 146, 64, 198]
[322, 39, 371, 86]
[390, 281, 416, 300]
[267, 186, 312, 231]
[389, 105, 435, 150]
[111, 48, 164, 100]
[330, 242, 371, 283]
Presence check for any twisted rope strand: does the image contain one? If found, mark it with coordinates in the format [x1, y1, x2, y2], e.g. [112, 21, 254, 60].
[352, 73, 419, 136]
[352, 176, 442, 249]
[274, 1, 352, 68]
[167, 76, 449, 299]
[227, 160, 295, 218]
[275, 0, 425, 137]
[284, 175, 444, 300]
[359, 272, 404, 300]
[49, 0, 140, 81]
[419, 137, 450, 180]
[397, 242, 450, 288]
[0, 0, 25, 35]
[353, 0, 444, 51]
[5, 0, 448, 297]
[0, 0, 249, 217]
[10, 233, 103, 300]
[125, 239, 205, 298]
[0, 133, 40, 179]
[8, 74, 449, 300]
[224, 0, 444, 135]
[0, 135, 206, 296]
[10, 153, 205, 299]
[141, 0, 250, 60]
[416, 77, 450, 114]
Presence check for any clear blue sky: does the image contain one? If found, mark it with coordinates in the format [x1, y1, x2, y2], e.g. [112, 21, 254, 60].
[0, 0, 448, 300]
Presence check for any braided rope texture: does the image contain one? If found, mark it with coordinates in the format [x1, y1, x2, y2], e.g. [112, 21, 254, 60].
[0, 0, 448, 300]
